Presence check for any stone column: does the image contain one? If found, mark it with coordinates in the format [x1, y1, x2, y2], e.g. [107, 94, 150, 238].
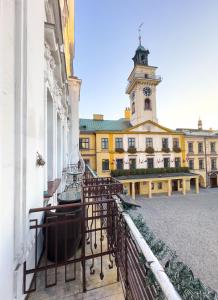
[132, 182, 135, 200]
[195, 177, 199, 194]
[148, 181, 152, 198]
[182, 179, 186, 195]
[168, 179, 172, 197]
[68, 76, 82, 164]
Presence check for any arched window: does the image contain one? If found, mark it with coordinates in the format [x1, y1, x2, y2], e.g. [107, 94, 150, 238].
[132, 102, 135, 114]
[144, 98, 152, 110]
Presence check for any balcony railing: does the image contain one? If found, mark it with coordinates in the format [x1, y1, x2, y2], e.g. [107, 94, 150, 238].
[23, 164, 181, 300]
[126, 73, 162, 92]
[133, 73, 162, 81]
[83, 166, 181, 300]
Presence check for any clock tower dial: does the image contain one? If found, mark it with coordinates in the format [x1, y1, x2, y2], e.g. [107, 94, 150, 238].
[143, 87, 152, 97]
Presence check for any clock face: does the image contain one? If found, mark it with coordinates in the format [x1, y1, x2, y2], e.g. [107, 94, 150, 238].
[131, 91, 135, 100]
[143, 87, 152, 96]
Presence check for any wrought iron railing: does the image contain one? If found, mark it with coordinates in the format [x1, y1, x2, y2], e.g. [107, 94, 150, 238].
[23, 165, 180, 299]
[126, 73, 162, 92]
[116, 201, 181, 300]
[23, 198, 118, 294]
[83, 166, 181, 300]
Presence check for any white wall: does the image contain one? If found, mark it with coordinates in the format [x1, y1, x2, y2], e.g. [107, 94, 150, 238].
[0, 1, 16, 299]
[0, 0, 77, 298]
[128, 65, 159, 126]
[14, 0, 45, 299]
[68, 77, 81, 164]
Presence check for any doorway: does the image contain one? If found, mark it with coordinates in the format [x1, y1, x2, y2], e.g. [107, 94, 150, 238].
[135, 182, 140, 195]
[210, 174, 218, 188]
[172, 180, 178, 191]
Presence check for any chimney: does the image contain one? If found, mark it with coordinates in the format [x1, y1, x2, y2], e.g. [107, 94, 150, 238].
[93, 114, 104, 121]
[124, 107, 131, 119]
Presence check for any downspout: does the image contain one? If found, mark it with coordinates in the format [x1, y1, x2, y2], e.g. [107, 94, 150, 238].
[204, 137, 208, 187]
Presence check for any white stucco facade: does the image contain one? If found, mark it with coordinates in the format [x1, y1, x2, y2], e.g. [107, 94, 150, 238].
[0, 1, 81, 299]
[127, 64, 161, 126]
[119, 132, 182, 169]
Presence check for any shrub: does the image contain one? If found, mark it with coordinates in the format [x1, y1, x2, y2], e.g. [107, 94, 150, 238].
[130, 214, 218, 299]
[127, 146, 137, 154]
[115, 147, 124, 153]
[162, 147, 170, 153]
[111, 167, 190, 177]
[145, 146, 154, 154]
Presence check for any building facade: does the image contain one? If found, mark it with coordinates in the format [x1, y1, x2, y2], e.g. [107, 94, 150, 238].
[0, 1, 81, 299]
[177, 123, 218, 188]
[80, 41, 201, 199]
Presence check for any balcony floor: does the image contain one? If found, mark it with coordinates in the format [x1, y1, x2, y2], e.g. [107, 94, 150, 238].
[28, 252, 124, 300]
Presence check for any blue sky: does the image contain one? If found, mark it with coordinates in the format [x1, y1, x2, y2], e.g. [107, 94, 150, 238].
[74, 0, 218, 130]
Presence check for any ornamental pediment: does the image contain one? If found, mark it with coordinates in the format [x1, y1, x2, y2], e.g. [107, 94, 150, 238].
[126, 120, 174, 133]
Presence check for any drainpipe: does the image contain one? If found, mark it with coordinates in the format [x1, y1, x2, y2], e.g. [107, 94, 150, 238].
[204, 137, 208, 187]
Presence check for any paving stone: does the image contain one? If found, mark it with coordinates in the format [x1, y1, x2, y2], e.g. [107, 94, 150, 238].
[131, 188, 218, 292]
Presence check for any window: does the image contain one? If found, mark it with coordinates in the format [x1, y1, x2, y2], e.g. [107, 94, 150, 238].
[211, 158, 217, 170]
[116, 159, 123, 170]
[164, 157, 170, 168]
[199, 159, 204, 170]
[173, 138, 179, 148]
[129, 158, 136, 170]
[197, 142, 203, 153]
[101, 138, 108, 149]
[146, 138, 153, 148]
[147, 158, 154, 168]
[132, 102, 135, 114]
[175, 157, 181, 168]
[79, 138, 89, 150]
[144, 98, 152, 110]
[115, 138, 123, 149]
[211, 142, 216, 153]
[84, 159, 90, 166]
[188, 159, 194, 170]
[158, 182, 163, 190]
[151, 183, 155, 190]
[102, 159, 109, 171]
[162, 138, 169, 148]
[128, 138, 135, 148]
[188, 142, 193, 153]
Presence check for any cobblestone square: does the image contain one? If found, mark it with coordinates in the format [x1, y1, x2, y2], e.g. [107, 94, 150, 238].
[133, 188, 218, 292]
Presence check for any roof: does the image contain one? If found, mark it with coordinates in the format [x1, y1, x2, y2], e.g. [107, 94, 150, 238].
[80, 118, 131, 132]
[115, 172, 199, 181]
[136, 45, 146, 51]
[176, 128, 218, 137]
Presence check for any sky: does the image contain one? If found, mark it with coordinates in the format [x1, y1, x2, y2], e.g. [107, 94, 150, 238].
[74, 0, 218, 130]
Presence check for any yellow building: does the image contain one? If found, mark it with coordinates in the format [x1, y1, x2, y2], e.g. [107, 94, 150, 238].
[177, 120, 218, 188]
[79, 40, 216, 198]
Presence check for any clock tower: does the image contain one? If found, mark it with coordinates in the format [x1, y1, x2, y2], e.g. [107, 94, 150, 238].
[126, 39, 161, 126]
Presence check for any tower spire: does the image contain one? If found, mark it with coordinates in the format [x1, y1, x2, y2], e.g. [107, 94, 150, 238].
[138, 23, 144, 46]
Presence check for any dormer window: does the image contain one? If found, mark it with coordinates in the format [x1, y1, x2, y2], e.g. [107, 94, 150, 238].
[144, 98, 151, 110]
